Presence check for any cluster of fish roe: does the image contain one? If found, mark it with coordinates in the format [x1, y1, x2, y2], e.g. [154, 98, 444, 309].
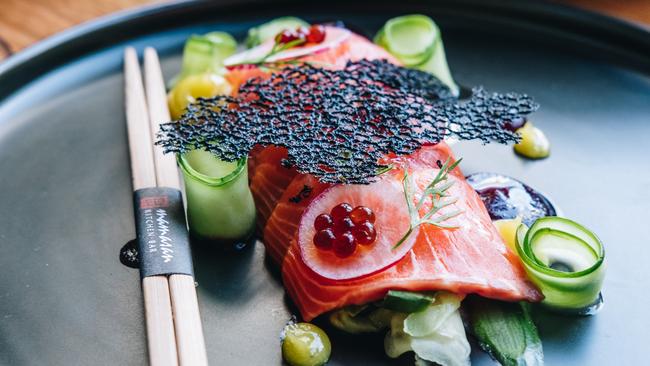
[313, 204, 377, 258]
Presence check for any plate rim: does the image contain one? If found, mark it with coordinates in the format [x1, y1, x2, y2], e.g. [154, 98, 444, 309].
[1, 0, 649, 102]
[0, 1, 649, 364]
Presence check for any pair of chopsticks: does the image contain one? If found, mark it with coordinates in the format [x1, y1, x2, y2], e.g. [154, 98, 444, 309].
[124, 47, 208, 366]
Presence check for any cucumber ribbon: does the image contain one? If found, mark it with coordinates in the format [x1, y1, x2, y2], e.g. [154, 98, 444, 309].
[170, 31, 237, 87]
[515, 217, 606, 311]
[375, 15, 459, 95]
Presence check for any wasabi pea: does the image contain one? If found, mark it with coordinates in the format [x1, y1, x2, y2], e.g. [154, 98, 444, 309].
[281, 322, 331, 366]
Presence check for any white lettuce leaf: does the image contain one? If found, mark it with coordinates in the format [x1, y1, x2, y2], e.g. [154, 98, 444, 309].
[384, 292, 470, 366]
[410, 310, 470, 366]
[404, 291, 461, 337]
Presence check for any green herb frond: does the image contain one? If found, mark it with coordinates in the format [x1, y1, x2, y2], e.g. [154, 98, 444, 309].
[393, 157, 463, 249]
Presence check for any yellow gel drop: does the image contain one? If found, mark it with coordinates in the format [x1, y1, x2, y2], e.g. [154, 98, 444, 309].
[514, 122, 550, 159]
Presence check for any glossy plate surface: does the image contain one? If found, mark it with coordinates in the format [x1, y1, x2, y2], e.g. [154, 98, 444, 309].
[0, 1, 648, 365]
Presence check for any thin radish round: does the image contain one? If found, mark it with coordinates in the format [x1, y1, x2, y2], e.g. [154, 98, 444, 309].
[298, 175, 417, 280]
[224, 27, 351, 67]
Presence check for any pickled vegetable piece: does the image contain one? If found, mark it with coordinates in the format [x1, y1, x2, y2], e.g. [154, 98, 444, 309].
[385, 292, 470, 366]
[466, 172, 556, 226]
[329, 305, 389, 334]
[297, 176, 417, 280]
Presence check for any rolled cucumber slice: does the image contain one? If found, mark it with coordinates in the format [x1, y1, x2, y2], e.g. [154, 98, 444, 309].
[245, 16, 309, 48]
[515, 217, 606, 311]
[414, 37, 458, 95]
[528, 217, 603, 256]
[375, 15, 437, 66]
[375, 15, 458, 95]
[182, 32, 237, 75]
[178, 150, 256, 242]
[169, 31, 237, 88]
[529, 229, 598, 272]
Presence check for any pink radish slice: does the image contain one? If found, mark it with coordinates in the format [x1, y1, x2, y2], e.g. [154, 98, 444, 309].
[297, 175, 418, 281]
[224, 27, 351, 67]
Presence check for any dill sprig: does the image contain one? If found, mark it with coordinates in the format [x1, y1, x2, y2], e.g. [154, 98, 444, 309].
[393, 157, 463, 249]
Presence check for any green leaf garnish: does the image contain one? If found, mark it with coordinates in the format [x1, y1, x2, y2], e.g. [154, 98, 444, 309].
[393, 157, 463, 249]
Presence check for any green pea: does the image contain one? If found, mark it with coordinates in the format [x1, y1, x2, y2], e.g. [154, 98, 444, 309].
[281, 322, 331, 366]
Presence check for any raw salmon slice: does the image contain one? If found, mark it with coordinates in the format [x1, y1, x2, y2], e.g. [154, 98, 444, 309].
[383, 142, 463, 179]
[262, 143, 453, 265]
[238, 27, 541, 320]
[263, 174, 331, 264]
[249, 146, 298, 231]
[280, 145, 542, 321]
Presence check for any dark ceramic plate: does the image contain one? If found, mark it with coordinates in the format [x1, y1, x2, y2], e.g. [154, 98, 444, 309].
[1, 1, 649, 365]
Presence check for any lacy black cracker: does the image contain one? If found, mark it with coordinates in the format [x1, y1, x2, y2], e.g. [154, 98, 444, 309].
[158, 59, 538, 184]
[133, 187, 194, 278]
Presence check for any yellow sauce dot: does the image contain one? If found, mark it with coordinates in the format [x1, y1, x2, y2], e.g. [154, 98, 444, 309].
[514, 122, 550, 159]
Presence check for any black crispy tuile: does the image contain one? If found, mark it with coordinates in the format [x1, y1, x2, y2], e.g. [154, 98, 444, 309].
[158, 59, 538, 184]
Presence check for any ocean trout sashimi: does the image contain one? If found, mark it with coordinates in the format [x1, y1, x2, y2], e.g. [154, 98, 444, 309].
[280, 146, 542, 321]
[249, 146, 298, 230]
[263, 174, 331, 264]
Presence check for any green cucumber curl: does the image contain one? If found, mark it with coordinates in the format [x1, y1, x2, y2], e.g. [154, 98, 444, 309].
[515, 217, 606, 311]
[374, 14, 458, 94]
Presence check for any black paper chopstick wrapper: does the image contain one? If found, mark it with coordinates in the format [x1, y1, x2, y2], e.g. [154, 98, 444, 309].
[133, 187, 194, 278]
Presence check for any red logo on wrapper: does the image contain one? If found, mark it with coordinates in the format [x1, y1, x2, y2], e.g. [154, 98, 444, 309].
[140, 196, 169, 209]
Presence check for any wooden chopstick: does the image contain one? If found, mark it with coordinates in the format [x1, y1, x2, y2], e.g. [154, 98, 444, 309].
[124, 47, 179, 366]
[143, 47, 208, 366]
[143, 47, 181, 189]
